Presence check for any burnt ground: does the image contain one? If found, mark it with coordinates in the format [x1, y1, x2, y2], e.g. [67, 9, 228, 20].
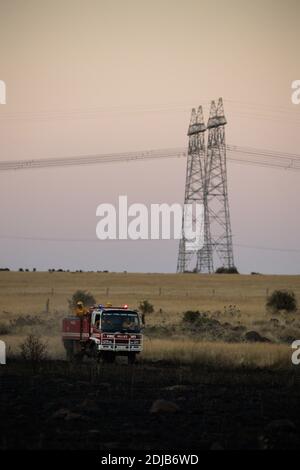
[1, 360, 300, 450]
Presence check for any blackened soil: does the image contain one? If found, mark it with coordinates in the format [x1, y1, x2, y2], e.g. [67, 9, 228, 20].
[1, 360, 300, 450]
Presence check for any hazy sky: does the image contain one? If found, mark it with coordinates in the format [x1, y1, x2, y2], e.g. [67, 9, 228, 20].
[0, 0, 300, 273]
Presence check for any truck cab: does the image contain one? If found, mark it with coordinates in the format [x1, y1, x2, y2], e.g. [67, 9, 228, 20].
[90, 306, 143, 363]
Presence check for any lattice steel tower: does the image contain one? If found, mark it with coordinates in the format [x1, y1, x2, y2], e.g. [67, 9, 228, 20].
[177, 98, 235, 273]
[204, 98, 234, 270]
[177, 106, 212, 273]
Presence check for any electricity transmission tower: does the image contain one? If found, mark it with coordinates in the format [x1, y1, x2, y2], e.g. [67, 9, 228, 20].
[177, 98, 235, 273]
[177, 106, 209, 273]
[205, 98, 234, 270]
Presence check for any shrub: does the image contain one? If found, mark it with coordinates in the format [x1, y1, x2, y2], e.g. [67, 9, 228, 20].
[182, 311, 222, 336]
[68, 290, 96, 309]
[138, 300, 154, 324]
[9, 315, 43, 329]
[183, 310, 201, 324]
[139, 300, 154, 314]
[266, 290, 297, 313]
[0, 322, 11, 335]
[223, 305, 241, 317]
[20, 334, 48, 364]
[215, 266, 239, 274]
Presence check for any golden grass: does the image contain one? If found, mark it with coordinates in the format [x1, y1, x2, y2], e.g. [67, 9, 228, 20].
[0, 272, 299, 368]
[142, 338, 291, 368]
[5, 335, 65, 360]
[4, 334, 292, 369]
[0, 271, 300, 325]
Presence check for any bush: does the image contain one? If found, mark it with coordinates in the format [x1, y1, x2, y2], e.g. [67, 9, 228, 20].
[138, 300, 154, 324]
[215, 266, 239, 274]
[68, 290, 96, 309]
[223, 305, 241, 317]
[182, 311, 222, 335]
[139, 300, 154, 314]
[266, 290, 297, 313]
[20, 334, 48, 364]
[9, 315, 43, 329]
[183, 310, 201, 324]
[0, 322, 11, 335]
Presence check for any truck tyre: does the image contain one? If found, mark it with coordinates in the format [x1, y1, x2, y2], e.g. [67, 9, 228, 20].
[102, 352, 116, 364]
[74, 352, 84, 363]
[88, 342, 98, 359]
[64, 340, 74, 361]
[128, 352, 136, 365]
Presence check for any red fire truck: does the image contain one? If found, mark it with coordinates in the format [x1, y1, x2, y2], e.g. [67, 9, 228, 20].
[62, 305, 143, 364]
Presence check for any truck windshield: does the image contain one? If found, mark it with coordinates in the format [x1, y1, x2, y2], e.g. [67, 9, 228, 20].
[101, 311, 140, 333]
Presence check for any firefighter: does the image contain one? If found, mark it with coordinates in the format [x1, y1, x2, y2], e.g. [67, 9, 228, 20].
[75, 301, 86, 317]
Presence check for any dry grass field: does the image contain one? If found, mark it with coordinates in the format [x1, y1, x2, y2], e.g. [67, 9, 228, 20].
[2, 272, 300, 450]
[1, 271, 300, 367]
[1, 271, 300, 317]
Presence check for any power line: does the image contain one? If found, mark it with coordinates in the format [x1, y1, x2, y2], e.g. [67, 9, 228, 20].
[235, 243, 300, 254]
[0, 145, 300, 172]
[0, 234, 299, 254]
[225, 99, 300, 116]
[0, 99, 299, 124]
[0, 235, 100, 243]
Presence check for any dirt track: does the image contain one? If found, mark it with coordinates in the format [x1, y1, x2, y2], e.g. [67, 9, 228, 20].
[1, 360, 300, 450]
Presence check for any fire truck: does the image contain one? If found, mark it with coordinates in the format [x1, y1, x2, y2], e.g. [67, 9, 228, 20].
[62, 305, 143, 364]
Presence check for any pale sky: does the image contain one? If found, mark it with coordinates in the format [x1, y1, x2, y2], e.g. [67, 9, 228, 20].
[0, 0, 300, 273]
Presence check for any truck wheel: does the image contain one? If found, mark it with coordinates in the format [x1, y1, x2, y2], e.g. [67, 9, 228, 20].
[86, 342, 97, 359]
[64, 340, 74, 361]
[74, 352, 84, 363]
[128, 352, 136, 365]
[102, 352, 116, 364]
